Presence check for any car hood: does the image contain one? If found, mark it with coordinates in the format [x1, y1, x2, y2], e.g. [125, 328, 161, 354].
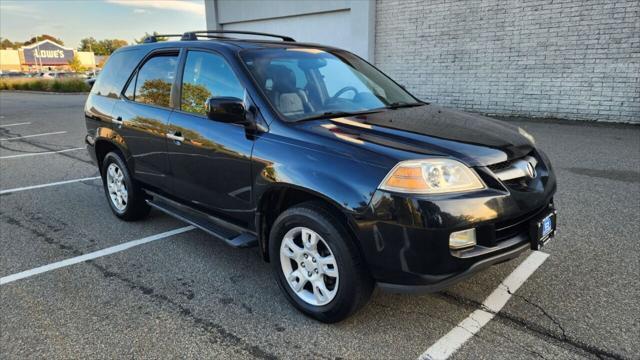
[303, 104, 534, 167]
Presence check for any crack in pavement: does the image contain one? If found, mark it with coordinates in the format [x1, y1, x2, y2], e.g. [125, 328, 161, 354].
[372, 301, 549, 359]
[0, 210, 278, 360]
[439, 291, 629, 360]
[88, 262, 278, 360]
[2, 204, 628, 360]
[503, 285, 568, 343]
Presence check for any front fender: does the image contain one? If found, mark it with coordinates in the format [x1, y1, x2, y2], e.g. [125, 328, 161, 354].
[252, 138, 392, 216]
[255, 168, 372, 215]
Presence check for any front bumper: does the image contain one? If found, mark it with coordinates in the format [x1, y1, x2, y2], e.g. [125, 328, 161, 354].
[354, 150, 556, 292]
[378, 242, 530, 293]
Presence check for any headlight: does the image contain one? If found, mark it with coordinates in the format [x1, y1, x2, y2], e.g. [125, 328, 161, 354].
[379, 158, 485, 194]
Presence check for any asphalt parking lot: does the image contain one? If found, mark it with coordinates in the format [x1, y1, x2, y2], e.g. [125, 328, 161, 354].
[0, 91, 638, 359]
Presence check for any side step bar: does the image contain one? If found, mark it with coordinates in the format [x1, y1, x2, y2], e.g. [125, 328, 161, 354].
[145, 192, 257, 248]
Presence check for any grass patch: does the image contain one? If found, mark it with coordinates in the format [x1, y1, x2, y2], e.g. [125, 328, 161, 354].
[0, 78, 90, 93]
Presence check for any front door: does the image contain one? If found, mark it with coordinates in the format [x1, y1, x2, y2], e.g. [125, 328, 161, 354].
[112, 51, 179, 192]
[167, 50, 254, 226]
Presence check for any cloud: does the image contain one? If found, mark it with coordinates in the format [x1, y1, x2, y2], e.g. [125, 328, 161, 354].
[133, 8, 148, 14]
[0, 2, 25, 11]
[106, 0, 204, 16]
[0, 2, 41, 19]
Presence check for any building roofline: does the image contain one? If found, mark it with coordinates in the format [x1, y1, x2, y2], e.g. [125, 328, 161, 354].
[20, 39, 73, 51]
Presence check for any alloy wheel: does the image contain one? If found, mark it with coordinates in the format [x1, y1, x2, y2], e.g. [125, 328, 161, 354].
[106, 163, 128, 211]
[280, 226, 339, 306]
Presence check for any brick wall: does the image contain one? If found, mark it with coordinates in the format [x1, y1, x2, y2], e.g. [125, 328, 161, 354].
[375, 0, 639, 123]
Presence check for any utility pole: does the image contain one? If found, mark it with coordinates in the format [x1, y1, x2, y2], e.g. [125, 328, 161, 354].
[35, 35, 43, 73]
[89, 42, 95, 77]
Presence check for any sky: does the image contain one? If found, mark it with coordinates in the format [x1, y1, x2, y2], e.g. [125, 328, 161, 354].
[0, 0, 206, 48]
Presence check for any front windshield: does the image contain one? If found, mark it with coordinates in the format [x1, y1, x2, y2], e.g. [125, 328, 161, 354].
[240, 48, 421, 121]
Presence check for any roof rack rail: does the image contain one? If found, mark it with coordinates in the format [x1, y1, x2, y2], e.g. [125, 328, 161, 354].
[181, 30, 295, 42]
[142, 34, 183, 43]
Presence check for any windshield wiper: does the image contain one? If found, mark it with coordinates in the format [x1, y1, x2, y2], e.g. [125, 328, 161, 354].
[298, 110, 381, 122]
[384, 101, 426, 109]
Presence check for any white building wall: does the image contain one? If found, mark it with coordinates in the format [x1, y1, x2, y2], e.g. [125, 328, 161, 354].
[205, 0, 639, 123]
[204, 0, 375, 61]
[375, 0, 639, 123]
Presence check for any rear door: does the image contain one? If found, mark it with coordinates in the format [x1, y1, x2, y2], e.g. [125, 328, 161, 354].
[112, 50, 180, 192]
[166, 49, 254, 225]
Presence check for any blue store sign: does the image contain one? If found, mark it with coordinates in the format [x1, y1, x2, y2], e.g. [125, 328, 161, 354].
[22, 40, 74, 65]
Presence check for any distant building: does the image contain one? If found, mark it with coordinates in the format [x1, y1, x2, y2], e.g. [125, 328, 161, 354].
[0, 40, 96, 73]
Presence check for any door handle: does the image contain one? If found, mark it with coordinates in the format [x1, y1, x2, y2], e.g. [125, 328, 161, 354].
[166, 132, 184, 143]
[112, 116, 123, 124]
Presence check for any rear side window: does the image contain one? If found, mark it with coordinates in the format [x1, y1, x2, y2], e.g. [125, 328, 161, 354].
[130, 54, 179, 108]
[91, 49, 145, 98]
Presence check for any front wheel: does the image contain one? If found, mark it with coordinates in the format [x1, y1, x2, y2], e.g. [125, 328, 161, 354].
[269, 202, 373, 323]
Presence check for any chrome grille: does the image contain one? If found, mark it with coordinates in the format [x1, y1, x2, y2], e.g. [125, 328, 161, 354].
[488, 154, 538, 182]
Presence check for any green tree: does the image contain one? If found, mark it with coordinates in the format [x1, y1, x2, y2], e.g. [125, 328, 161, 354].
[78, 37, 98, 52]
[78, 38, 127, 55]
[134, 32, 168, 44]
[0, 38, 18, 49]
[181, 83, 212, 115]
[102, 39, 127, 54]
[137, 79, 172, 107]
[68, 55, 86, 73]
[23, 34, 64, 46]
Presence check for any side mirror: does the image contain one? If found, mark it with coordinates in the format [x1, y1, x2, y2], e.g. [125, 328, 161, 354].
[205, 97, 247, 124]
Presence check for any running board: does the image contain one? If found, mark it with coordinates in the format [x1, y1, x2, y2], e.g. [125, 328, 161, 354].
[145, 194, 257, 248]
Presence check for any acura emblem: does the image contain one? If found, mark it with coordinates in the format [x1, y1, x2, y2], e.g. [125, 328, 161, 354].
[526, 162, 537, 179]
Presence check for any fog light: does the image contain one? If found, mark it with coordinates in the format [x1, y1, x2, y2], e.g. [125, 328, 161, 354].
[449, 228, 477, 249]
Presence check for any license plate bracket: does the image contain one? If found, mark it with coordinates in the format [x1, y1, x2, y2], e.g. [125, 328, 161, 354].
[529, 207, 557, 250]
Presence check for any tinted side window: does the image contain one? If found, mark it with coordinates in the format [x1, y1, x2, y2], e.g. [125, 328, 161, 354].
[133, 55, 178, 108]
[91, 48, 145, 98]
[181, 51, 244, 116]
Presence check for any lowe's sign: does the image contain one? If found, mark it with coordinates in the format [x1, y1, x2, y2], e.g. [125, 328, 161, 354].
[22, 40, 74, 65]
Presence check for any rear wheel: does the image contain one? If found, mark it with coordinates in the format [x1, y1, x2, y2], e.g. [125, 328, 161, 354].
[101, 152, 150, 221]
[269, 202, 373, 323]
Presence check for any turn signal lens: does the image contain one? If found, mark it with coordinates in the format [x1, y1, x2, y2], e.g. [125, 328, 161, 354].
[379, 159, 485, 194]
[384, 166, 428, 190]
[449, 228, 477, 249]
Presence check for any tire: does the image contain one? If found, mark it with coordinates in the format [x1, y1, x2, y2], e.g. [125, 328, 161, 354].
[269, 201, 374, 323]
[101, 152, 150, 221]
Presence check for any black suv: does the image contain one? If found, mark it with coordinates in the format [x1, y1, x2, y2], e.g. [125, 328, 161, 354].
[85, 31, 557, 323]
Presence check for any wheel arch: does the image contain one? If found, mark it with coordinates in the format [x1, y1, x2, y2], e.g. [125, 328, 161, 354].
[255, 184, 365, 263]
[94, 127, 133, 172]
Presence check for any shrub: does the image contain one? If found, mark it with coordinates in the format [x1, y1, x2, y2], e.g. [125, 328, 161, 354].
[0, 77, 90, 93]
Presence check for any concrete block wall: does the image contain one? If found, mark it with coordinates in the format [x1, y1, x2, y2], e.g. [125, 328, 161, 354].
[375, 0, 640, 123]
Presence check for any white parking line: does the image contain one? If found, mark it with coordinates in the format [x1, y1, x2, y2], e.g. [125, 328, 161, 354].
[0, 122, 31, 127]
[0, 147, 85, 159]
[419, 251, 550, 360]
[0, 176, 101, 195]
[0, 226, 195, 285]
[0, 131, 67, 141]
